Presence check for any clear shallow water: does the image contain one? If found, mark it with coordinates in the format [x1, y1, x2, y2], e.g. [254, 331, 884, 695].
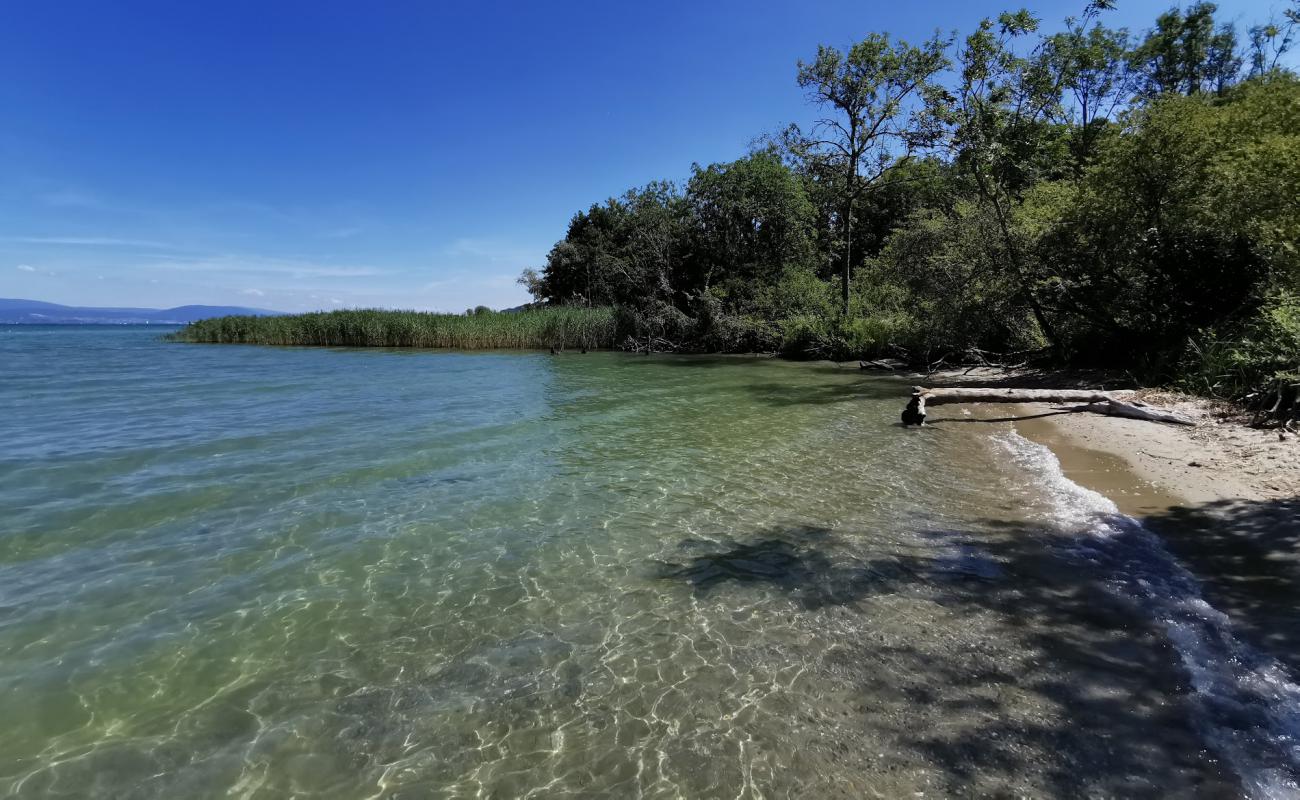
[997, 434, 1300, 800]
[0, 326, 1290, 797]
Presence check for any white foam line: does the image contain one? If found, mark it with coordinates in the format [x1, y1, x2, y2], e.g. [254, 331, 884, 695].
[995, 431, 1300, 800]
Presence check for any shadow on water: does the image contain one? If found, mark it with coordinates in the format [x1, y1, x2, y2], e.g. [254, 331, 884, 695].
[647, 355, 778, 368]
[653, 525, 914, 609]
[741, 376, 906, 407]
[1144, 496, 1300, 673]
[297, 500, 1300, 796]
[654, 520, 1243, 797]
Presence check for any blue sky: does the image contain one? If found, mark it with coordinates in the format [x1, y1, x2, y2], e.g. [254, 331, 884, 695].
[0, 0, 1288, 312]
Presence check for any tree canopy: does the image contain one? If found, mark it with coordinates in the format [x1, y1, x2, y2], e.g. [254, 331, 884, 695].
[518, 1, 1299, 410]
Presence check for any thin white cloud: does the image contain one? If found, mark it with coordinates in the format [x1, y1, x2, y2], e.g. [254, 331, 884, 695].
[39, 189, 100, 208]
[147, 255, 386, 279]
[441, 237, 540, 264]
[443, 238, 493, 258]
[1, 235, 175, 249]
[322, 226, 363, 239]
[241, 288, 265, 297]
[212, 200, 299, 224]
[14, 263, 56, 276]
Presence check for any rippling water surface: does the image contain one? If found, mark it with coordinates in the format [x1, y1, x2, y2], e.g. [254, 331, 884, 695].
[0, 326, 1287, 797]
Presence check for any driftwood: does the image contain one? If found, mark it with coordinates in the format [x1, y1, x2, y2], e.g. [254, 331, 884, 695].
[860, 358, 907, 371]
[621, 335, 681, 354]
[901, 386, 1195, 427]
[1249, 380, 1300, 428]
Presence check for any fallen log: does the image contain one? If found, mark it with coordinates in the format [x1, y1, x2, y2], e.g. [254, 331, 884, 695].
[901, 386, 1195, 427]
[860, 358, 907, 371]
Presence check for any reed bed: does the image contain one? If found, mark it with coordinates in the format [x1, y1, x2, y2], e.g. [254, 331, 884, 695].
[169, 307, 619, 349]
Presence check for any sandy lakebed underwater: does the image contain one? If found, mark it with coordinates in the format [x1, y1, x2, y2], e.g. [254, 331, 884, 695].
[1, 325, 1297, 798]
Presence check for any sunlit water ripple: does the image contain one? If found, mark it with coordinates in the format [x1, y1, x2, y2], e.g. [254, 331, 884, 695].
[0, 325, 1289, 798]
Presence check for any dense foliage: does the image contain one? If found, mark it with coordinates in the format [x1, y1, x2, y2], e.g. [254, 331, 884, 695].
[174, 2, 1298, 419]
[519, 0, 1299, 415]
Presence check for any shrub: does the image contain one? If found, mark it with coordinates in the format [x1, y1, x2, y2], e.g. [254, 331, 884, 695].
[1181, 290, 1300, 416]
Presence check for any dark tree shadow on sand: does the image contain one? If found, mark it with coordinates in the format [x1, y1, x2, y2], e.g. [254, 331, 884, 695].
[652, 517, 1273, 797]
[1144, 496, 1300, 673]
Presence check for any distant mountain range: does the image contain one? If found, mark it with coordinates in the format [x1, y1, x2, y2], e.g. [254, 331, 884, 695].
[0, 298, 284, 325]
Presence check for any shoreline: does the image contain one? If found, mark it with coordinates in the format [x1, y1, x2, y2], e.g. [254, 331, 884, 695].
[1016, 400, 1298, 510]
[933, 390, 1300, 681]
[912, 365, 1299, 509]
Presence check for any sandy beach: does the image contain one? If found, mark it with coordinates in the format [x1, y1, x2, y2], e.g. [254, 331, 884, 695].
[917, 371, 1300, 681]
[1025, 399, 1300, 674]
[914, 366, 1299, 506]
[1020, 394, 1300, 508]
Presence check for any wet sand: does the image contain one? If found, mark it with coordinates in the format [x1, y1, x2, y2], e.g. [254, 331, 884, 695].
[1018, 402, 1299, 508]
[913, 365, 1299, 506]
[1002, 404, 1300, 678]
[842, 372, 1300, 793]
[1014, 410, 1187, 517]
[908, 399, 1300, 794]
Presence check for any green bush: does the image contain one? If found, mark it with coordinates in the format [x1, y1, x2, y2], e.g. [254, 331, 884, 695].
[1181, 290, 1300, 401]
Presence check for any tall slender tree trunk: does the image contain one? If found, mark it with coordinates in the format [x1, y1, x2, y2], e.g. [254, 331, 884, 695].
[991, 195, 1059, 348]
[843, 195, 854, 315]
[972, 169, 1060, 349]
[843, 144, 858, 317]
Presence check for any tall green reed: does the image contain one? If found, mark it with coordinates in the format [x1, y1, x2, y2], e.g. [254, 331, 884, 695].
[169, 307, 619, 350]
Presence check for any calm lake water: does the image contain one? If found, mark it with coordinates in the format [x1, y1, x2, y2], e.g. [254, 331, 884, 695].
[1, 326, 1296, 798]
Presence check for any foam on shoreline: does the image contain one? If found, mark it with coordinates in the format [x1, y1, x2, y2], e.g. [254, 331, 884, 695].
[995, 429, 1300, 799]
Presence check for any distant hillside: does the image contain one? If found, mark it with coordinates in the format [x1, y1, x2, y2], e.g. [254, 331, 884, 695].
[0, 298, 284, 324]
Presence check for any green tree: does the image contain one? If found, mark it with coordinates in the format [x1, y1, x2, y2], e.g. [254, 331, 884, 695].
[930, 9, 1067, 347]
[516, 268, 544, 303]
[533, 199, 629, 306]
[1033, 75, 1300, 363]
[878, 200, 1042, 358]
[794, 31, 950, 314]
[1248, 1, 1300, 77]
[1046, 8, 1130, 168]
[684, 150, 817, 311]
[1131, 3, 1241, 96]
[528, 183, 690, 310]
